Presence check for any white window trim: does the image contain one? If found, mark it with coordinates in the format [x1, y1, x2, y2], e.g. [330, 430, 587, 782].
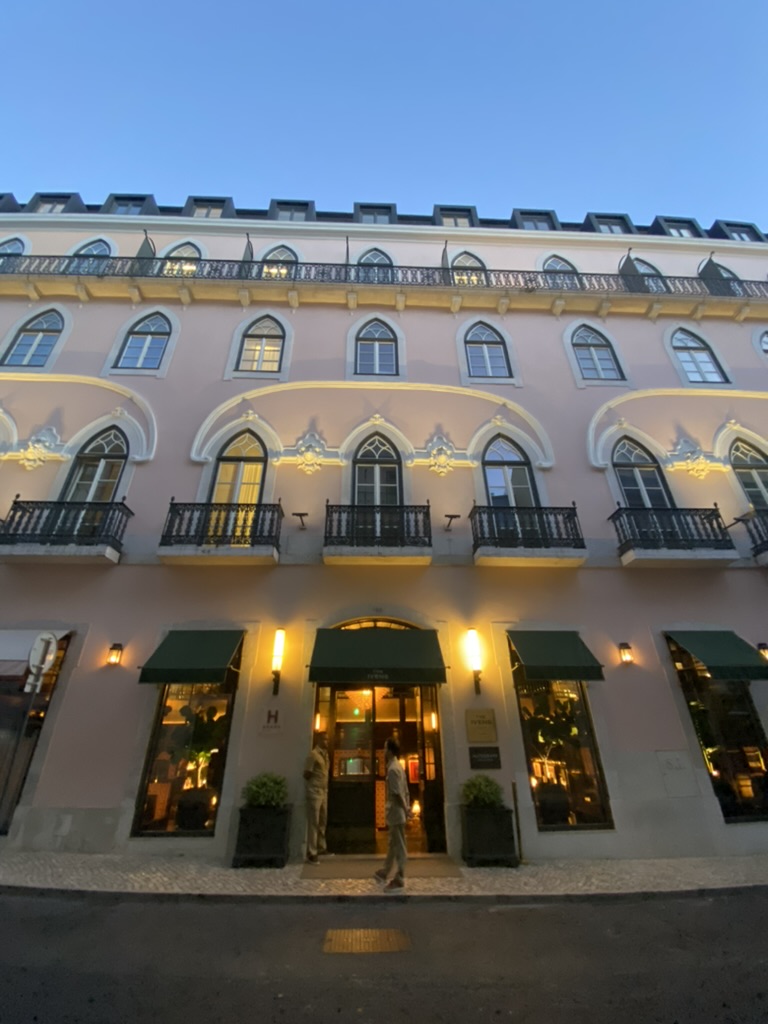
[603, 431, 675, 509]
[223, 310, 294, 382]
[254, 241, 305, 263]
[65, 236, 116, 257]
[751, 325, 768, 365]
[352, 245, 395, 266]
[536, 252, 580, 273]
[48, 414, 150, 501]
[663, 323, 733, 389]
[467, 421, 551, 505]
[0, 234, 30, 255]
[454, 317, 522, 387]
[101, 306, 181, 379]
[0, 303, 74, 373]
[338, 418, 415, 504]
[156, 238, 209, 260]
[194, 422, 278, 504]
[712, 420, 768, 512]
[561, 319, 632, 390]
[345, 313, 406, 381]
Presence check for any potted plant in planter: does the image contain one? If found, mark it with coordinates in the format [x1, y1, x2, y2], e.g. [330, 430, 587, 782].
[460, 774, 519, 867]
[232, 772, 291, 868]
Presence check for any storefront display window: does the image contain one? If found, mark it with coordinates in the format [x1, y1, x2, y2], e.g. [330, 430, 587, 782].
[516, 679, 612, 829]
[135, 682, 234, 835]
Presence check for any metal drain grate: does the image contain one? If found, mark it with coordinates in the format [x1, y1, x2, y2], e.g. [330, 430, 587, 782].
[323, 929, 411, 954]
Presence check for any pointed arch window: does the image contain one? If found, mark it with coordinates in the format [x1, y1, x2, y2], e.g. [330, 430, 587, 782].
[671, 328, 728, 384]
[572, 325, 624, 381]
[633, 258, 668, 294]
[699, 260, 744, 298]
[69, 238, 111, 274]
[355, 319, 398, 375]
[1, 310, 63, 368]
[115, 313, 171, 370]
[211, 432, 266, 505]
[354, 434, 401, 506]
[62, 428, 128, 503]
[0, 237, 24, 256]
[465, 322, 511, 377]
[451, 252, 487, 287]
[261, 245, 297, 280]
[357, 249, 393, 285]
[730, 440, 768, 509]
[761, 331, 768, 357]
[543, 255, 580, 290]
[162, 242, 201, 277]
[483, 436, 537, 507]
[612, 438, 672, 508]
[237, 316, 285, 372]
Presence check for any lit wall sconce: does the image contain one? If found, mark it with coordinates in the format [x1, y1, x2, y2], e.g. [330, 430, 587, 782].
[618, 642, 634, 665]
[271, 629, 285, 695]
[758, 643, 768, 661]
[465, 629, 482, 694]
[106, 643, 123, 666]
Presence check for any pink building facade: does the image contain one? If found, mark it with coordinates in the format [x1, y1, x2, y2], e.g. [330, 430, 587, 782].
[0, 193, 767, 863]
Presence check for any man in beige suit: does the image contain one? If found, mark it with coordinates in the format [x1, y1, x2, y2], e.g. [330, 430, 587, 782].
[375, 737, 410, 891]
[303, 733, 329, 864]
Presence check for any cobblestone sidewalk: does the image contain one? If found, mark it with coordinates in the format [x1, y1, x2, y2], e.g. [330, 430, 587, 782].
[1, 849, 767, 900]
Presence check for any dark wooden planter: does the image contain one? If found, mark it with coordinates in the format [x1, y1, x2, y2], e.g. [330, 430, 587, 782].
[232, 805, 291, 868]
[460, 804, 519, 867]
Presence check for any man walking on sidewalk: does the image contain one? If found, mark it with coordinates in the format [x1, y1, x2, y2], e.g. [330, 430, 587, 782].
[375, 737, 410, 891]
[303, 733, 329, 864]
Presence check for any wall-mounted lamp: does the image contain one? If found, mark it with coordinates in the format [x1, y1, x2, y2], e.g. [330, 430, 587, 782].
[618, 642, 634, 665]
[465, 629, 482, 694]
[758, 643, 768, 661]
[106, 643, 123, 666]
[271, 629, 285, 695]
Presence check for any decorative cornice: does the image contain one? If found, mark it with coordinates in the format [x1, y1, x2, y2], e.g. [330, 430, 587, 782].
[0, 426, 69, 470]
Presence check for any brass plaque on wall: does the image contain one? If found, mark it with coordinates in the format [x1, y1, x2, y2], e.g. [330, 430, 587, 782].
[465, 709, 498, 744]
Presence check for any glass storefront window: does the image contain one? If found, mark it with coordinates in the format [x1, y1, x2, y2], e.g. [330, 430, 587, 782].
[516, 679, 612, 829]
[668, 640, 768, 821]
[135, 683, 234, 835]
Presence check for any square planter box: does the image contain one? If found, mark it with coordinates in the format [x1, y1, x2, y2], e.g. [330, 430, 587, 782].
[232, 805, 292, 868]
[460, 805, 519, 868]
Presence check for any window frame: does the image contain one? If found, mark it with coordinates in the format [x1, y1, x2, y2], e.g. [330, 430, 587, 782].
[0, 309, 65, 369]
[0, 304, 71, 372]
[356, 248, 394, 284]
[346, 315, 405, 381]
[612, 437, 674, 509]
[451, 251, 488, 287]
[542, 254, 582, 291]
[60, 427, 129, 503]
[667, 326, 731, 387]
[730, 440, 768, 509]
[567, 323, 626, 385]
[354, 319, 399, 376]
[235, 316, 285, 374]
[354, 204, 396, 225]
[463, 321, 514, 381]
[482, 435, 539, 507]
[435, 206, 477, 228]
[103, 307, 180, 379]
[352, 433, 402, 506]
[225, 310, 294, 382]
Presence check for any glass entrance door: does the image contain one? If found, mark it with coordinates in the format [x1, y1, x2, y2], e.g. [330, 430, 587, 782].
[314, 684, 446, 854]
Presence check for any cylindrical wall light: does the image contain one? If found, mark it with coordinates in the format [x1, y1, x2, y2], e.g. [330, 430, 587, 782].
[465, 629, 482, 694]
[271, 629, 285, 695]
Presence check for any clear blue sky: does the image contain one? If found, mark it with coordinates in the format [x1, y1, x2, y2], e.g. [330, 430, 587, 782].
[4, 0, 767, 227]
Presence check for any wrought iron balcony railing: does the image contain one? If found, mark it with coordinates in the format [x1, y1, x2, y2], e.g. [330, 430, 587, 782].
[743, 508, 768, 558]
[324, 504, 432, 548]
[0, 253, 766, 300]
[608, 506, 734, 555]
[0, 498, 134, 550]
[159, 501, 284, 548]
[469, 504, 586, 552]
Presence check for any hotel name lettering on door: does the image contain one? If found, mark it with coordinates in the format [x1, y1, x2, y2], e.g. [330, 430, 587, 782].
[465, 710, 498, 744]
[366, 670, 389, 681]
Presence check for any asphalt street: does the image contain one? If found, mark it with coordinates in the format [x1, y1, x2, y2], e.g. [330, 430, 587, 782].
[1, 890, 767, 1024]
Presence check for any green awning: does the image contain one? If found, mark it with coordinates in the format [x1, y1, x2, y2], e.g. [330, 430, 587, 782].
[308, 628, 446, 684]
[507, 630, 604, 681]
[139, 630, 244, 684]
[665, 631, 768, 680]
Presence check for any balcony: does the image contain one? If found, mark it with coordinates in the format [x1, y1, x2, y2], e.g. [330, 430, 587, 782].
[0, 498, 133, 563]
[744, 509, 768, 566]
[158, 501, 283, 565]
[0, 255, 765, 322]
[469, 505, 587, 567]
[323, 504, 432, 565]
[608, 506, 736, 567]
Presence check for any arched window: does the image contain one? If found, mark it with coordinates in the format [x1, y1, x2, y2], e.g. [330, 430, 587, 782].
[69, 238, 111, 274]
[353, 434, 401, 506]
[482, 436, 537, 507]
[0, 238, 24, 255]
[464, 322, 511, 377]
[571, 325, 624, 381]
[612, 438, 672, 508]
[730, 440, 768, 509]
[543, 255, 580, 290]
[671, 328, 728, 384]
[210, 431, 266, 505]
[699, 259, 745, 298]
[1, 310, 63, 368]
[633, 258, 668, 294]
[114, 313, 171, 370]
[355, 319, 397, 375]
[357, 248, 393, 284]
[236, 316, 285, 373]
[451, 252, 487, 287]
[761, 331, 768, 357]
[260, 245, 297, 280]
[162, 242, 201, 277]
[62, 428, 128, 503]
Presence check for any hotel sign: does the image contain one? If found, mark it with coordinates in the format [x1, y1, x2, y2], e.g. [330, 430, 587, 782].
[465, 709, 498, 744]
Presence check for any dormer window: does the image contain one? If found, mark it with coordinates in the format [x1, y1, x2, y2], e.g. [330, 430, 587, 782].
[724, 224, 760, 242]
[110, 197, 144, 215]
[275, 204, 307, 221]
[192, 202, 224, 218]
[358, 206, 392, 224]
[35, 197, 67, 214]
[519, 212, 555, 231]
[596, 216, 630, 234]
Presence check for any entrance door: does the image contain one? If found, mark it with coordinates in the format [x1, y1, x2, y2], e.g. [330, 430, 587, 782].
[315, 684, 446, 854]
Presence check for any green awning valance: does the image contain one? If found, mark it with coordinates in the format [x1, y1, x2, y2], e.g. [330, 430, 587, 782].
[139, 630, 244, 684]
[665, 631, 768, 680]
[308, 628, 446, 684]
[507, 630, 604, 681]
